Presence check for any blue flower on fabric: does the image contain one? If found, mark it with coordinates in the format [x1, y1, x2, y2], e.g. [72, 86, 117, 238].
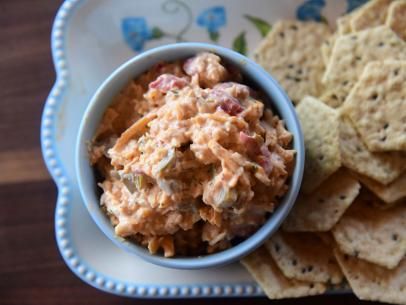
[121, 17, 151, 52]
[346, 0, 369, 12]
[296, 0, 326, 22]
[197, 6, 226, 42]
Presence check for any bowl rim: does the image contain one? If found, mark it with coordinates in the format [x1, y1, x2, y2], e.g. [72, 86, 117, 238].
[75, 42, 304, 269]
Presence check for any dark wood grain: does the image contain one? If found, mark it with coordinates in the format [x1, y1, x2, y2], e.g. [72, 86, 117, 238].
[0, 0, 387, 304]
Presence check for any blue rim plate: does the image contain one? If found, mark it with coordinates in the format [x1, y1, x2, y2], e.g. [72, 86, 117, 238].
[41, 0, 357, 298]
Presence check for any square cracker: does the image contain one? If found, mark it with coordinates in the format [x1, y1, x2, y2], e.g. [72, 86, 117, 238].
[343, 60, 406, 151]
[336, 14, 354, 35]
[296, 96, 341, 193]
[253, 20, 331, 105]
[283, 168, 360, 232]
[334, 250, 406, 305]
[320, 35, 336, 66]
[354, 187, 395, 210]
[339, 115, 406, 185]
[322, 26, 406, 105]
[386, 0, 406, 41]
[322, 4, 363, 68]
[265, 231, 343, 284]
[319, 88, 348, 108]
[332, 196, 406, 269]
[357, 172, 406, 204]
[350, 0, 393, 32]
[240, 247, 325, 299]
[336, 5, 363, 35]
[316, 232, 335, 246]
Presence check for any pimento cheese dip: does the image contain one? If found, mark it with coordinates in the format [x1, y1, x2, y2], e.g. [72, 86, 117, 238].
[90, 52, 294, 257]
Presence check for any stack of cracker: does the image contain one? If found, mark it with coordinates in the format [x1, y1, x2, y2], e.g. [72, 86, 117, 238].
[244, 1, 406, 304]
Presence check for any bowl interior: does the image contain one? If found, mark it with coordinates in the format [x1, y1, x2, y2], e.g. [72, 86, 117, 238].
[76, 42, 304, 269]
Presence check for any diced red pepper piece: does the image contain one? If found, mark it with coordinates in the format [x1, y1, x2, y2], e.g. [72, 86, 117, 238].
[258, 145, 273, 175]
[213, 82, 251, 98]
[240, 132, 274, 175]
[218, 102, 243, 116]
[149, 74, 188, 92]
[210, 89, 243, 116]
[239, 132, 261, 157]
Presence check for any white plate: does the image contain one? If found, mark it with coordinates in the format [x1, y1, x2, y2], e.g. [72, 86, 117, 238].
[41, 0, 362, 298]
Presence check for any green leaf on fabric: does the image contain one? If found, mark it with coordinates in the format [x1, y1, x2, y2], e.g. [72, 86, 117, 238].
[244, 15, 271, 37]
[209, 31, 220, 42]
[151, 27, 164, 39]
[232, 31, 247, 55]
[320, 15, 329, 25]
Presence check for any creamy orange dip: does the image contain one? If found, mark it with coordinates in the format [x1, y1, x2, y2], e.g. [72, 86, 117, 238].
[90, 52, 294, 257]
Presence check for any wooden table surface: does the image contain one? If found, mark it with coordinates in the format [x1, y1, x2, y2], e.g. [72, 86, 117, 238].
[0, 1, 386, 304]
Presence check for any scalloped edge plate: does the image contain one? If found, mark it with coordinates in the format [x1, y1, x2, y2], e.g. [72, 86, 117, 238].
[41, 0, 355, 298]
